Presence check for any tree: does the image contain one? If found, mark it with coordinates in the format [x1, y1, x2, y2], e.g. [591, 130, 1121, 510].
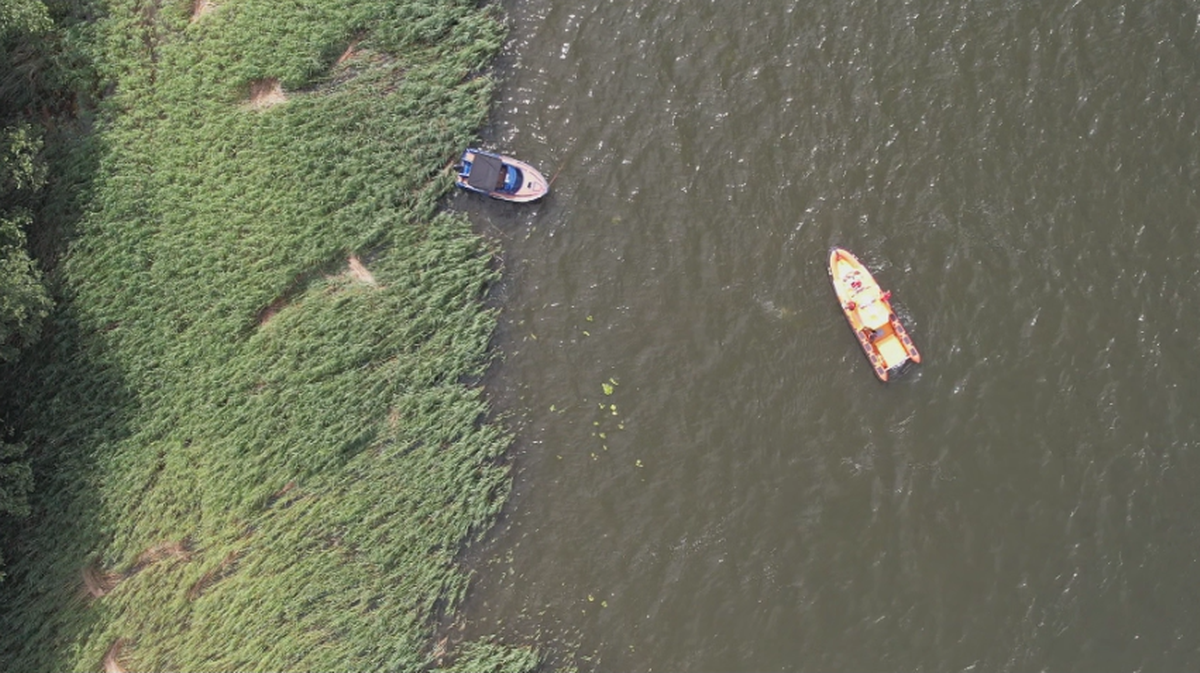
[0, 123, 51, 363]
[0, 0, 56, 583]
[0, 0, 51, 38]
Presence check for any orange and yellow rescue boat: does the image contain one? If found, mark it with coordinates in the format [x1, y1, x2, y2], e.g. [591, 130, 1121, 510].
[828, 247, 920, 381]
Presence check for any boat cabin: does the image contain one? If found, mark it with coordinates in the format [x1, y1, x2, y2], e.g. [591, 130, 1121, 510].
[465, 153, 505, 191]
[464, 153, 521, 193]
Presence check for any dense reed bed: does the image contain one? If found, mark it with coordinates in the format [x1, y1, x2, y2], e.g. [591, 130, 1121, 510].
[0, 0, 538, 670]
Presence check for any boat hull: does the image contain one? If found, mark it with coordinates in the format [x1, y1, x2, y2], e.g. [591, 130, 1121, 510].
[455, 149, 549, 203]
[828, 247, 921, 381]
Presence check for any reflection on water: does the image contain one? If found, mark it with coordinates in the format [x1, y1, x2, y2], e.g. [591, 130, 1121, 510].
[453, 0, 1200, 670]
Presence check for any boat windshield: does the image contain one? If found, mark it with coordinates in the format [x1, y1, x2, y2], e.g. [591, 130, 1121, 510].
[502, 166, 522, 192]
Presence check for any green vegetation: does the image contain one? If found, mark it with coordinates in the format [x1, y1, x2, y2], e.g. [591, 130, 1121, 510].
[0, 0, 59, 581]
[1, 122, 51, 364]
[0, 0, 539, 670]
[0, 121, 45, 554]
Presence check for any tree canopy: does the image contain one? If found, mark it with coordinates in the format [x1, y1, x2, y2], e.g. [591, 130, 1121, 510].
[0, 0, 57, 583]
[0, 122, 51, 364]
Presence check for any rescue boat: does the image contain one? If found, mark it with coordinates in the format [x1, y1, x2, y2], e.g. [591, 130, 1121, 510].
[828, 247, 921, 381]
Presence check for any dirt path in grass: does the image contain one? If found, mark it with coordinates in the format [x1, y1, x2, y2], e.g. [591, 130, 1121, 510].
[103, 639, 128, 673]
[347, 255, 377, 285]
[82, 540, 191, 598]
[248, 78, 287, 109]
[190, 0, 214, 22]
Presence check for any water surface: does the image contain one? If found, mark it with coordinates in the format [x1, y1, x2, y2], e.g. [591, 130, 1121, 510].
[453, 1, 1200, 670]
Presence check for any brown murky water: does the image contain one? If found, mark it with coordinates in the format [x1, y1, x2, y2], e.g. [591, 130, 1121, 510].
[454, 1, 1200, 670]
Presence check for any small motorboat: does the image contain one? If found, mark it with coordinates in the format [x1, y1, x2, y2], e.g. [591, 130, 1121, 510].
[455, 149, 549, 203]
[828, 247, 921, 381]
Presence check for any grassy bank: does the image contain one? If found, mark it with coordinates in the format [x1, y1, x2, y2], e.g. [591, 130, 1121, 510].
[0, 0, 537, 670]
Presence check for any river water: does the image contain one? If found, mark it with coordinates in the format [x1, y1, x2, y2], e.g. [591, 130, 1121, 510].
[451, 1, 1200, 670]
